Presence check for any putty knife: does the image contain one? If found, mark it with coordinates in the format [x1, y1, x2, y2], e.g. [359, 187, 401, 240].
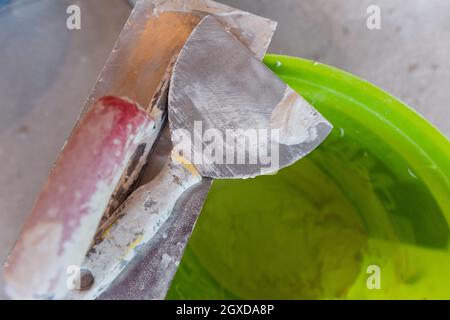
[4, 2, 331, 300]
[71, 15, 332, 300]
[5, 0, 276, 299]
[4, 0, 277, 300]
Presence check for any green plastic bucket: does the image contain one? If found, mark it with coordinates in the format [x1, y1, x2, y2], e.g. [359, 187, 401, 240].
[167, 55, 450, 299]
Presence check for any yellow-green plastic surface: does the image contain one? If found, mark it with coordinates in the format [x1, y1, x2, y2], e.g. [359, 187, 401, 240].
[167, 55, 450, 299]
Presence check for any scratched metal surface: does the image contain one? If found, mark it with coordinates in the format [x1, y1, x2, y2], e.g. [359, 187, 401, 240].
[168, 16, 332, 178]
[99, 178, 213, 300]
[1, 0, 449, 299]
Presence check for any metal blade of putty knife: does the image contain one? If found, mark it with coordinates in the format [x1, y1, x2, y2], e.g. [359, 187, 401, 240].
[96, 15, 332, 300]
[169, 16, 333, 178]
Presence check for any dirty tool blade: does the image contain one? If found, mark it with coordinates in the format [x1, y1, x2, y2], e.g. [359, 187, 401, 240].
[169, 16, 333, 179]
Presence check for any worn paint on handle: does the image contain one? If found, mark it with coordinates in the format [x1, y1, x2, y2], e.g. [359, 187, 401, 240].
[4, 96, 154, 299]
[66, 156, 202, 299]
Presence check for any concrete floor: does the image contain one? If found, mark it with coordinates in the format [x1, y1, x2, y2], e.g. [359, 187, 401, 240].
[222, 0, 450, 137]
[0, 0, 449, 298]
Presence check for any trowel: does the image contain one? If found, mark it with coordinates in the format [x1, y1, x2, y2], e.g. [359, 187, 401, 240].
[3, 1, 331, 300]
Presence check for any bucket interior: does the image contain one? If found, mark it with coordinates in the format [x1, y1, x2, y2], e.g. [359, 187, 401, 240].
[167, 55, 450, 299]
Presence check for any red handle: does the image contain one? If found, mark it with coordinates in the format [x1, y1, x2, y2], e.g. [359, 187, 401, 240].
[4, 96, 154, 299]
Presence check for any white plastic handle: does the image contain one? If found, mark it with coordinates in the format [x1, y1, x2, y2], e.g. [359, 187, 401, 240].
[67, 156, 202, 299]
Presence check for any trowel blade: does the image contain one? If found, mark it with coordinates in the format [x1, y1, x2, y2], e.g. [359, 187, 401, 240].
[169, 16, 333, 179]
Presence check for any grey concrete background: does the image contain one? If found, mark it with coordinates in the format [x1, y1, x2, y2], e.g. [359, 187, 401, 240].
[0, 0, 449, 298]
[223, 0, 450, 136]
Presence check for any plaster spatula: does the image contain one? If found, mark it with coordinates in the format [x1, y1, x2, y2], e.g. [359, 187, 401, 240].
[84, 15, 332, 299]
